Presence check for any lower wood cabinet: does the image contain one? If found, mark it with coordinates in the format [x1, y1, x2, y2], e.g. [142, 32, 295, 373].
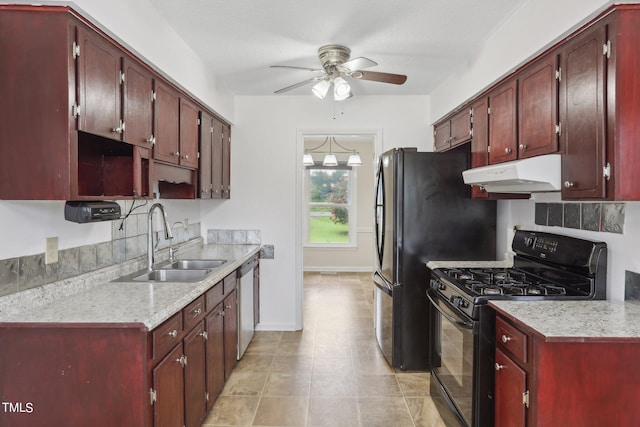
[495, 314, 640, 426]
[0, 268, 251, 427]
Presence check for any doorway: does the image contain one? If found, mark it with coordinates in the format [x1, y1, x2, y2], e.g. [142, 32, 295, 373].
[294, 130, 382, 329]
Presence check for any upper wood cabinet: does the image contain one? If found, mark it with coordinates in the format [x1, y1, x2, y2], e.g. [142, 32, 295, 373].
[433, 108, 472, 151]
[559, 24, 607, 200]
[517, 53, 560, 159]
[180, 98, 200, 169]
[154, 80, 181, 164]
[470, 97, 490, 199]
[488, 78, 518, 164]
[123, 56, 155, 147]
[199, 113, 231, 199]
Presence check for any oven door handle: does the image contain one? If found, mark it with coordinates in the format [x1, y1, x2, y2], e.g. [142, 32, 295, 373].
[426, 289, 474, 329]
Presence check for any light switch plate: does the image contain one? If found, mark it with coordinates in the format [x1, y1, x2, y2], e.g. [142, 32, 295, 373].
[45, 237, 58, 265]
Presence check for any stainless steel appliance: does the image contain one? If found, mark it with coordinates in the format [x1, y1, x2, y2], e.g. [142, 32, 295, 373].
[373, 146, 497, 371]
[428, 230, 607, 427]
[237, 257, 256, 359]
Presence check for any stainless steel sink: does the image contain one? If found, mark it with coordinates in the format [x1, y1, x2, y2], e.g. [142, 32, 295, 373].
[132, 269, 212, 282]
[161, 259, 228, 270]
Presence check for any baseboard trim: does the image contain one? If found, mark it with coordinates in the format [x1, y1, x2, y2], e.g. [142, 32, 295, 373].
[303, 266, 373, 273]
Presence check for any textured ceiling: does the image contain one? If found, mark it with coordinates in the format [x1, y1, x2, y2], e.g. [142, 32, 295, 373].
[148, 0, 528, 97]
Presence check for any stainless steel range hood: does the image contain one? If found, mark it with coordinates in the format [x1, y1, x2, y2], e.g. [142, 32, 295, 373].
[462, 154, 561, 193]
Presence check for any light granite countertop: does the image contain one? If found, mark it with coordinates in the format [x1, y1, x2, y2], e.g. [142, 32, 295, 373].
[489, 300, 640, 342]
[0, 242, 260, 330]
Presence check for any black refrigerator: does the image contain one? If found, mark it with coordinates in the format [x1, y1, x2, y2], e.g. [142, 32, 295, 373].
[373, 146, 496, 371]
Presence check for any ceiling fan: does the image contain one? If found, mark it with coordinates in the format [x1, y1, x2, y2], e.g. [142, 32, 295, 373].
[271, 45, 407, 100]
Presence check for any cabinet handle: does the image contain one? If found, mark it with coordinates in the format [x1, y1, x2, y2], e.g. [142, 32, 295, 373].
[111, 120, 124, 134]
[183, 154, 189, 160]
[219, 310, 225, 317]
[225, 304, 232, 310]
[176, 354, 187, 367]
[199, 331, 208, 340]
[564, 181, 575, 188]
[495, 362, 505, 371]
[173, 151, 180, 157]
[193, 308, 202, 315]
[519, 144, 527, 150]
[501, 334, 511, 343]
[146, 135, 156, 145]
[504, 147, 512, 154]
[167, 329, 178, 338]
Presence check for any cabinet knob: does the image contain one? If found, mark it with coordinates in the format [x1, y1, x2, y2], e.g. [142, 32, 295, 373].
[519, 144, 527, 150]
[146, 135, 156, 145]
[183, 154, 189, 160]
[495, 362, 505, 371]
[199, 331, 208, 340]
[176, 354, 187, 367]
[173, 151, 180, 157]
[504, 147, 512, 154]
[501, 334, 511, 343]
[168, 329, 178, 338]
[219, 310, 225, 317]
[564, 181, 575, 188]
[193, 308, 202, 315]
[225, 304, 232, 310]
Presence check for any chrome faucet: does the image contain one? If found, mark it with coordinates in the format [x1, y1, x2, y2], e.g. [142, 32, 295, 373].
[147, 203, 173, 271]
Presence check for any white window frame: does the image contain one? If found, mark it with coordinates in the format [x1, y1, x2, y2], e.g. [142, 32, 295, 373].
[303, 165, 357, 248]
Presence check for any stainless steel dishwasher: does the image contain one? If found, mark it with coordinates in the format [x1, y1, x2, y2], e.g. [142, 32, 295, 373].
[237, 258, 255, 359]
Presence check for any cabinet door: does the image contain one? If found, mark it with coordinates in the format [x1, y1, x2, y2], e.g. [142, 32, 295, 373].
[77, 26, 122, 140]
[184, 322, 207, 427]
[495, 348, 527, 427]
[221, 123, 232, 199]
[433, 120, 451, 151]
[518, 53, 559, 159]
[211, 119, 225, 198]
[206, 303, 226, 410]
[154, 80, 180, 164]
[471, 97, 490, 199]
[489, 79, 518, 164]
[560, 24, 607, 199]
[180, 98, 200, 168]
[153, 344, 185, 427]
[223, 290, 238, 379]
[450, 108, 472, 147]
[199, 112, 214, 198]
[123, 57, 154, 147]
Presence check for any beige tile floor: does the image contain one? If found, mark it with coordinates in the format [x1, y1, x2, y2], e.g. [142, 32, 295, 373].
[202, 272, 448, 427]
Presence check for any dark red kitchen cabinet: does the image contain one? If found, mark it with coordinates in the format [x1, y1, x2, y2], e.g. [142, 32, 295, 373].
[123, 56, 155, 147]
[154, 80, 181, 164]
[517, 53, 559, 159]
[183, 322, 208, 427]
[488, 79, 518, 164]
[223, 290, 238, 379]
[433, 120, 452, 152]
[199, 112, 214, 198]
[153, 344, 186, 427]
[205, 302, 226, 410]
[221, 122, 232, 199]
[180, 98, 200, 169]
[433, 108, 472, 152]
[559, 24, 607, 200]
[495, 348, 527, 427]
[470, 97, 490, 199]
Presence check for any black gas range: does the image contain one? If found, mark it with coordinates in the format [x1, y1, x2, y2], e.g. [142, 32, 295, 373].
[427, 230, 607, 427]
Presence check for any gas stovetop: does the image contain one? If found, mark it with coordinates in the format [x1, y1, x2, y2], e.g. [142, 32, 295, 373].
[429, 230, 607, 319]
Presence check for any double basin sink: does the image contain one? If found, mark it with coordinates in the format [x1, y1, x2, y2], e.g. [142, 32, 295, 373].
[115, 259, 228, 283]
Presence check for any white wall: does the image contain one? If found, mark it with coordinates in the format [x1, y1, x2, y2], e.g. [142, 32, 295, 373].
[200, 95, 430, 330]
[430, 0, 639, 301]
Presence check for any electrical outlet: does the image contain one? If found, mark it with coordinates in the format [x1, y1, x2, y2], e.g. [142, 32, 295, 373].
[183, 218, 189, 230]
[45, 237, 58, 265]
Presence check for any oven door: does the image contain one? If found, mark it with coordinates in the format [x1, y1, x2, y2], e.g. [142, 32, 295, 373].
[427, 288, 476, 427]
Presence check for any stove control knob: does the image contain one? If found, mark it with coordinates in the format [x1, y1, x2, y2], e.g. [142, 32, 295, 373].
[524, 237, 534, 247]
[450, 295, 468, 308]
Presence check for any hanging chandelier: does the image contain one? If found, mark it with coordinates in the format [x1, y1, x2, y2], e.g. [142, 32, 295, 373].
[303, 136, 362, 167]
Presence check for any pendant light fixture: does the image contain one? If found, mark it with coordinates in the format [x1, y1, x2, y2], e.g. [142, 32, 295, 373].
[303, 137, 362, 167]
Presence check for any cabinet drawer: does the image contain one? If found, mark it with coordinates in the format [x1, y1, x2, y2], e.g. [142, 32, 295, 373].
[206, 281, 224, 311]
[152, 312, 183, 361]
[223, 272, 237, 295]
[184, 295, 206, 330]
[496, 316, 527, 363]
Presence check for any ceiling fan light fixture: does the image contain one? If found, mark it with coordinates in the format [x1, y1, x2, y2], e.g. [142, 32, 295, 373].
[347, 153, 362, 166]
[311, 80, 331, 99]
[333, 77, 352, 101]
[302, 153, 315, 166]
[322, 154, 338, 167]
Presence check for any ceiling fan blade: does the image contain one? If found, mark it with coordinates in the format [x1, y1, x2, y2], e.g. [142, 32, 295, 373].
[351, 70, 407, 85]
[274, 77, 322, 94]
[341, 57, 377, 71]
[270, 65, 323, 72]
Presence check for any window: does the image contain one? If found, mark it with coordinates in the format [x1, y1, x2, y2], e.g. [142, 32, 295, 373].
[305, 166, 357, 247]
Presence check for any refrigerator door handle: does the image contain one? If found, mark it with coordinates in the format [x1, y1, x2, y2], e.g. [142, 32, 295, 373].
[373, 270, 393, 295]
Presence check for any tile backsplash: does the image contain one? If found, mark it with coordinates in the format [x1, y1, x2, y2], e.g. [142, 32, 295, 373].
[0, 200, 200, 298]
[535, 202, 625, 234]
